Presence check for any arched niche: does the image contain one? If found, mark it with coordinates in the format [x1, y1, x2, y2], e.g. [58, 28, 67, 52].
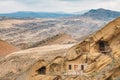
[49, 63, 61, 73]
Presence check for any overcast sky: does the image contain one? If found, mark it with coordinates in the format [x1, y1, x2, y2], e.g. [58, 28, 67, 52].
[0, 0, 120, 13]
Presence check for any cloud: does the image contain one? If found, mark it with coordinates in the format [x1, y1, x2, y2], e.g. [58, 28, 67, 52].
[0, 0, 119, 13]
[0, 0, 28, 13]
[59, 0, 113, 2]
[60, 0, 79, 1]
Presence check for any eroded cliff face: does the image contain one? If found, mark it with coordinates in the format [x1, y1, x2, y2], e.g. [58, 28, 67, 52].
[24, 50, 120, 80]
[0, 44, 73, 80]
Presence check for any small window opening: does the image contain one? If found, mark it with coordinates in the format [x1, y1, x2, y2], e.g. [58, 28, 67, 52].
[36, 66, 46, 74]
[81, 65, 84, 70]
[69, 65, 72, 70]
[99, 41, 105, 51]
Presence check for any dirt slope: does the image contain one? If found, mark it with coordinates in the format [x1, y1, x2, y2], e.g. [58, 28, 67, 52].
[46, 33, 77, 45]
[0, 39, 20, 57]
[23, 33, 77, 49]
[0, 19, 45, 28]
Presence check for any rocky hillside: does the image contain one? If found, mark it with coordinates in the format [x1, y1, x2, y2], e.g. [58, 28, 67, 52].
[18, 33, 77, 49]
[0, 44, 74, 80]
[0, 17, 104, 49]
[0, 17, 120, 80]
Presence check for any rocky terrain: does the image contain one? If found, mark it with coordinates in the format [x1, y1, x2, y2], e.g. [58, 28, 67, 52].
[20, 33, 77, 49]
[0, 44, 74, 80]
[0, 8, 120, 80]
[0, 17, 104, 49]
[0, 17, 120, 80]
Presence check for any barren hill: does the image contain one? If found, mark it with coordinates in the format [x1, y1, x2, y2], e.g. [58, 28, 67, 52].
[0, 17, 106, 49]
[19, 33, 77, 49]
[0, 39, 20, 57]
[0, 19, 45, 28]
[40, 33, 77, 45]
[82, 8, 120, 21]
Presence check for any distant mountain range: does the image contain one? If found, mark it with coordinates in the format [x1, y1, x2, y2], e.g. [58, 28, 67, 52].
[0, 8, 120, 19]
[0, 12, 74, 18]
[82, 8, 120, 20]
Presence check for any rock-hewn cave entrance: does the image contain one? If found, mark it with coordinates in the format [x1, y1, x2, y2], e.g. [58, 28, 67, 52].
[98, 41, 110, 53]
[36, 66, 46, 74]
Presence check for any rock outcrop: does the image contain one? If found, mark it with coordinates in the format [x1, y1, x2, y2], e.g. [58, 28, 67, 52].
[0, 44, 74, 80]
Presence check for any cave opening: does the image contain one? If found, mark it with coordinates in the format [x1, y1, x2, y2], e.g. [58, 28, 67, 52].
[36, 66, 46, 75]
[98, 41, 110, 53]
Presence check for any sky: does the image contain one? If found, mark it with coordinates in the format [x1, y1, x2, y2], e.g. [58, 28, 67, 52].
[0, 0, 120, 13]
